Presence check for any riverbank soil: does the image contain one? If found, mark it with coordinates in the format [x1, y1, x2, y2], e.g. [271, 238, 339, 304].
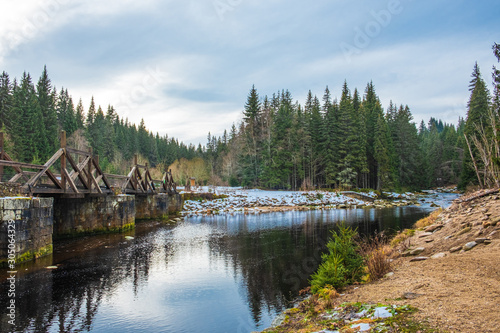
[340, 189, 500, 332]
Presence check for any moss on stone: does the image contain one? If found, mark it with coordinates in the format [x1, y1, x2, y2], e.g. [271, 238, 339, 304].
[1, 244, 53, 266]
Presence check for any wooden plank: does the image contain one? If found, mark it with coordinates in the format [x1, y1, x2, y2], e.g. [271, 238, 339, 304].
[28, 187, 65, 194]
[45, 170, 63, 189]
[60, 131, 67, 193]
[105, 173, 129, 180]
[145, 170, 156, 192]
[8, 173, 24, 183]
[0, 151, 28, 181]
[66, 147, 91, 156]
[0, 160, 45, 169]
[25, 149, 64, 188]
[87, 172, 103, 194]
[91, 158, 112, 190]
[0, 133, 3, 180]
[62, 168, 79, 193]
[66, 153, 90, 189]
[122, 167, 136, 191]
[135, 169, 146, 192]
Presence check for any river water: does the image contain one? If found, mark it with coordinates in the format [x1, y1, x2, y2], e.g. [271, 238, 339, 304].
[0, 193, 458, 333]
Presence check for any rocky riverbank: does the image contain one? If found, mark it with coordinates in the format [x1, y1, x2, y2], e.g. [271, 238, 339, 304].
[259, 188, 500, 333]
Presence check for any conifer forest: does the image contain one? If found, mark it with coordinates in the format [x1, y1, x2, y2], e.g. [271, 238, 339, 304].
[1, 43, 499, 192]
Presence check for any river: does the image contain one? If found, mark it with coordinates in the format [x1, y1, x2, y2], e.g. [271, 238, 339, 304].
[0, 192, 458, 333]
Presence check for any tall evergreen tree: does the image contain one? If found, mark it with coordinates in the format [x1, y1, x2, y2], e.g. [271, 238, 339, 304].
[36, 66, 58, 159]
[0, 72, 12, 130]
[362, 82, 385, 189]
[459, 63, 491, 189]
[75, 98, 85, 129]
[11, 72, 47, 162]
[240, 85, 262, 185]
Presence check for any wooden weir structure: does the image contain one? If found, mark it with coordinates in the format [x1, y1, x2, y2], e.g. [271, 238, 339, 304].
[0, 131, 176, 197]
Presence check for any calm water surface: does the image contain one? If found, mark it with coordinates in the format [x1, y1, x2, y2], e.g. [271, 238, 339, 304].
[0, 193, 457, 333]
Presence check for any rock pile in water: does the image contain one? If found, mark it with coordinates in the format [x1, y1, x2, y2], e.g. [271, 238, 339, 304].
[181, 189, 418, 216]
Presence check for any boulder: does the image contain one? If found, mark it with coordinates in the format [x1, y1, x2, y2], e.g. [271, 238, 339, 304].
[425, 224, 443, 232]
[409, 247, 425, 255]
[410, 256, 428, 262]
[456, 226, 471, 236]
[419, 232, 434, 238]
[475, 238, 489, 244]
[449, 246, 462, 253]
[463, 241, 477, 251]
[431, 252, 446, 259]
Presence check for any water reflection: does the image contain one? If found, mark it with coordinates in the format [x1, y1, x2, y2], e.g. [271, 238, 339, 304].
[0, 199, 455, 333]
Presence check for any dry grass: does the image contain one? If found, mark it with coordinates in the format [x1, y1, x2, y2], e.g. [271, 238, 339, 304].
[414, 208, 443, 228]
[360, 233, 394, 281]
[390, 229, 415, 248]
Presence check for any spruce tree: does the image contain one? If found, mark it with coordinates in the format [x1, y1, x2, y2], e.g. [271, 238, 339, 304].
[11, 72, 47, 162]
[0, 71, 12, 130]
[241, 85, 262, 186]
[459, 63, 491, 189]
[374, 114, 393, 190]
[75, 98, 85, 129]
[362, 82, 385, 189]
[36, 66, 58, 159]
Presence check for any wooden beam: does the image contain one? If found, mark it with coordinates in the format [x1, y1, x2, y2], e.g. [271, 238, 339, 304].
[0, 132, 3, 181]
[0, 151, 30, 182]
[8, 173, 24, 183]
[91, 157, 112, 190]
[66, 153, 90, 189]
[122, 166, 136, 191]
[88, 147, 93, 194]
[104, 173, 128, 180]
[24, 149, 64, 188]
[87, 170, 103, 194]
[45, 169, 63, 189]
[0, 160, 45, 169]
[60, 131, 67, 193]
[61, 168, 79, 193]
[66, 147, 92, 156]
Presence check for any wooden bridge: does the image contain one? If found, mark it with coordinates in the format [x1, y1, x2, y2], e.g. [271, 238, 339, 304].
[0, 131, 177, 198]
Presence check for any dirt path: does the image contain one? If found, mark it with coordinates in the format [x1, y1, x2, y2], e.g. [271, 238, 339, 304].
[341, 241, 500, 332]
[340, 192, 500, 333]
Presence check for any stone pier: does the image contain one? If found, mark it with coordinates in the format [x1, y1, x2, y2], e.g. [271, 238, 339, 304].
[52, 195, 136, 239]
[135, 193, 183, 220]
[0, 197, 54, 265]
[0, 193, 183, 263]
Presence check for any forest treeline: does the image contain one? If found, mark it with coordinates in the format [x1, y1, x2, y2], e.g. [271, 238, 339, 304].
[1, 43, 499, 191]
[191, 43, 500, 191]
[0, 66, 199, 177]
[200, 83, 464, 191]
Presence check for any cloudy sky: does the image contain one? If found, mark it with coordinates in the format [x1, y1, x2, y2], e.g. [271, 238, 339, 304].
[0, 0, 499, 145]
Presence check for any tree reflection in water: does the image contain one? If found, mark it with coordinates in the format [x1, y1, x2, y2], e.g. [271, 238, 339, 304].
[0, 206, 440, 332]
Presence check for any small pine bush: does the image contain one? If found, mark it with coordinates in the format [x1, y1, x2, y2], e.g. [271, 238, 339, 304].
[310, 223, 364, 293]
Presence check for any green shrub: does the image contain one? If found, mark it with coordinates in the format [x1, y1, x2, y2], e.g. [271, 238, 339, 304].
[310, 223, 364, 293]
